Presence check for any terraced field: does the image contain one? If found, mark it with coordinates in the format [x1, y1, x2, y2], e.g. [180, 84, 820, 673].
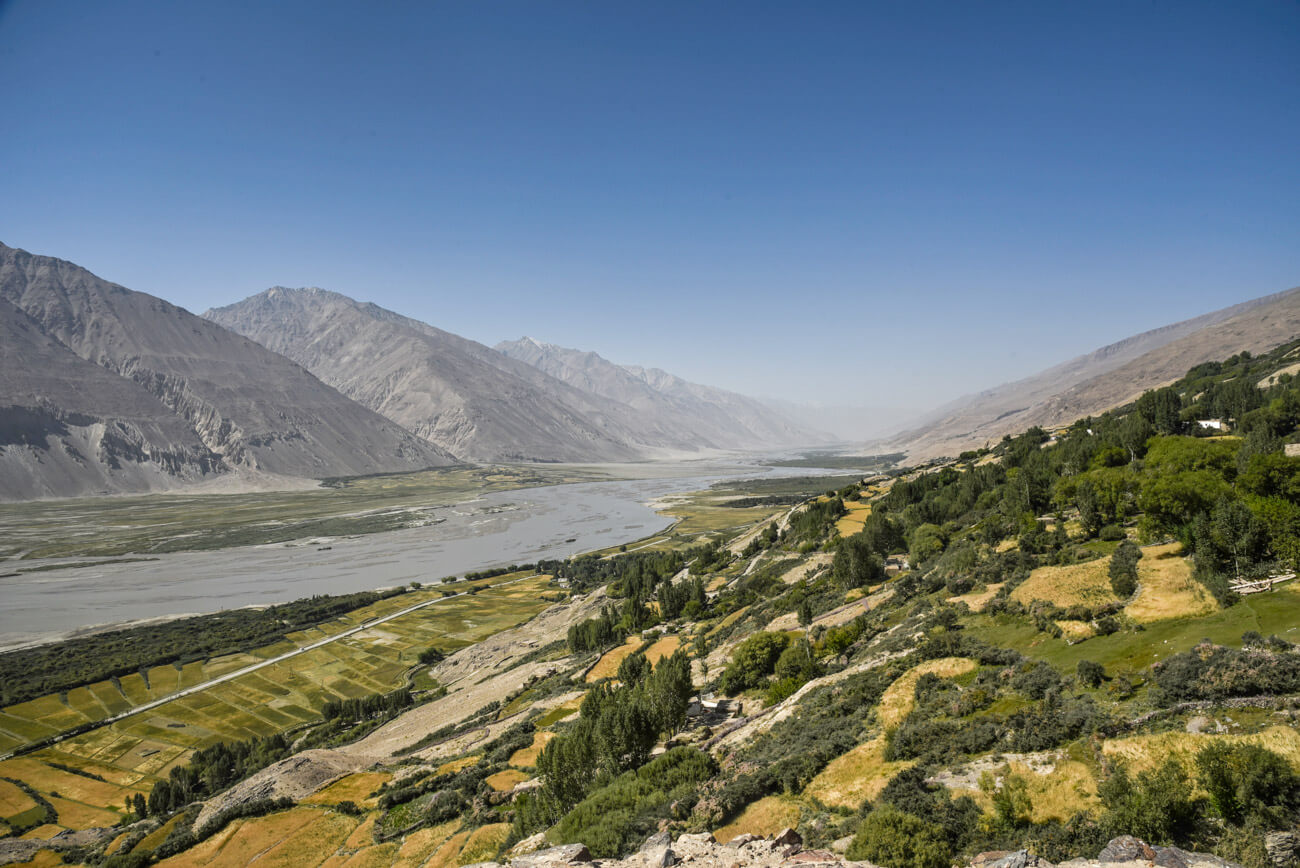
[0, 575, 555, 834]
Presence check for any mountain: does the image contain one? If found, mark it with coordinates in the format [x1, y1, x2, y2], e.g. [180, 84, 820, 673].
[888, 285, 1300, 459]
[0, 242, 453, 500]
[495, 337, 829, 449]
[206, 289, 687, 463]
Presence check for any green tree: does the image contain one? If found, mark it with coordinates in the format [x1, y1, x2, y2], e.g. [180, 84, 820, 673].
[1108, 540, 1141, 598]
[719, 632, 790, 695]
[908, 523, 948, 566]
[833, 534, 885, 589]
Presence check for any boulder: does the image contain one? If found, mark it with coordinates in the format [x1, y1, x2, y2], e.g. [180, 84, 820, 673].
[1267, 832, 1299, 868]
[773, 828, 804, 849]
[513, 843, 592, 868]
[510, 834, 550, 857]
[728, 834, 763, 849]
[640, 832, 673, 852]
[1100, 837, 1158, 864]
[787, 849, 841, 863]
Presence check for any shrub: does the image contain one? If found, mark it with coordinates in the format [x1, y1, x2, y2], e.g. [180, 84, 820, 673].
[847, 804, 953, 868]
[1196, 742, 1300, 828]
[1099, 758, 1204, 845]
[1077, 660, 1106, 688]
[550, 748, 716, 857]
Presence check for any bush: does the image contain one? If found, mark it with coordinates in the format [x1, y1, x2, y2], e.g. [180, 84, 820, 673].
[1151, 642, 1300, 702]
[847, 804, 953, 868]
[1099, 525, 1126, 541]
[1196, 742, 1300, 828]
[1099, 758, 1204, 845]
[1077, 660, 1106, 688]
[550, 748, 716, 857]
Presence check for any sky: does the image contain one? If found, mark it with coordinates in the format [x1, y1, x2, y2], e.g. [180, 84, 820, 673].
[1, 1, 1298, 436]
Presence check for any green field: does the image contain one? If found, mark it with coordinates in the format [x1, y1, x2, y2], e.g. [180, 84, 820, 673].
[0, 574, 556, 833]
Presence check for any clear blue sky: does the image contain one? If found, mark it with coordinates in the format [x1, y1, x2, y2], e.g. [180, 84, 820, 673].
[2, 1, 1297, 427]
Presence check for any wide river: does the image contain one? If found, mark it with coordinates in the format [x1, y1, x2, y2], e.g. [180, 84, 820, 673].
[0, 469, 795, 650]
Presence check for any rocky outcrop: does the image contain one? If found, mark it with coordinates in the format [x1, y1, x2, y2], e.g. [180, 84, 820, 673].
[0, 242, 454, 499]
[460, 834, 1245, 868]
[192, 749, 373, 831]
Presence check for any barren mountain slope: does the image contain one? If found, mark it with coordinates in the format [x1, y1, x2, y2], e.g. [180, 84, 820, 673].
[891, 286, 1300, 459]
[0, 242, 452, 499]
[496, 337, 827, 449]
[0, 298, 224, 499]
[206, 289, 685, 462]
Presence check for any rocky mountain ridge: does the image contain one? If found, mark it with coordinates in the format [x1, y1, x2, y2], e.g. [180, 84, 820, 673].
[495, 337, 828, 450]
[887, 286, 1300, 460]
[0, 242, 453, 500]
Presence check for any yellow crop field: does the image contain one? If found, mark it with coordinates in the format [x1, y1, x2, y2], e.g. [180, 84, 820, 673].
[878, 658, 977, 729]
[436, 756, 481, 776]
[391, 820, 461, 868]
[643, 635, 681, 665]
[949, 759, 1098, 823]
[836, 501, 872, 537]
[713, 795, 800, 843]
[947, 583, 1005, 612]
[485, 769, 529, 792]
[804, 735, 914, 808]
[1125, 543, 1216, 622]
[248, 809, 359, 868]
[323, 841, 400, 868]
[508, 731, 555, 768]
[1011, 559, 1117, 608]
[156, 806, 357, 868]
[0, 757, 144, 811]
[1102, 725, 1300, 774]
[21, 824, 63, 840]
[302, 772, 392, 808]
[585, 637, 644, 682]
[47, 794, 120, 828]
[456, 822, 511, 865]
[423, 829, 473, 868]
[133, 813, 187, 854]
[0, 779, 37, 822]
[707, 606, 751, 639]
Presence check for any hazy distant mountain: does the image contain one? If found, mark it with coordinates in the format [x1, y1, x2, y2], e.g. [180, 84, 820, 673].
[496, 337, 830, 449]
[889, 286, 1300, 459]
[207, 289, 685, 463]
[0, 243, 452, 500]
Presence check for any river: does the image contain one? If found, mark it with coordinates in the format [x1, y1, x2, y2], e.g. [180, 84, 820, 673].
[0, 469, 789, 650]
